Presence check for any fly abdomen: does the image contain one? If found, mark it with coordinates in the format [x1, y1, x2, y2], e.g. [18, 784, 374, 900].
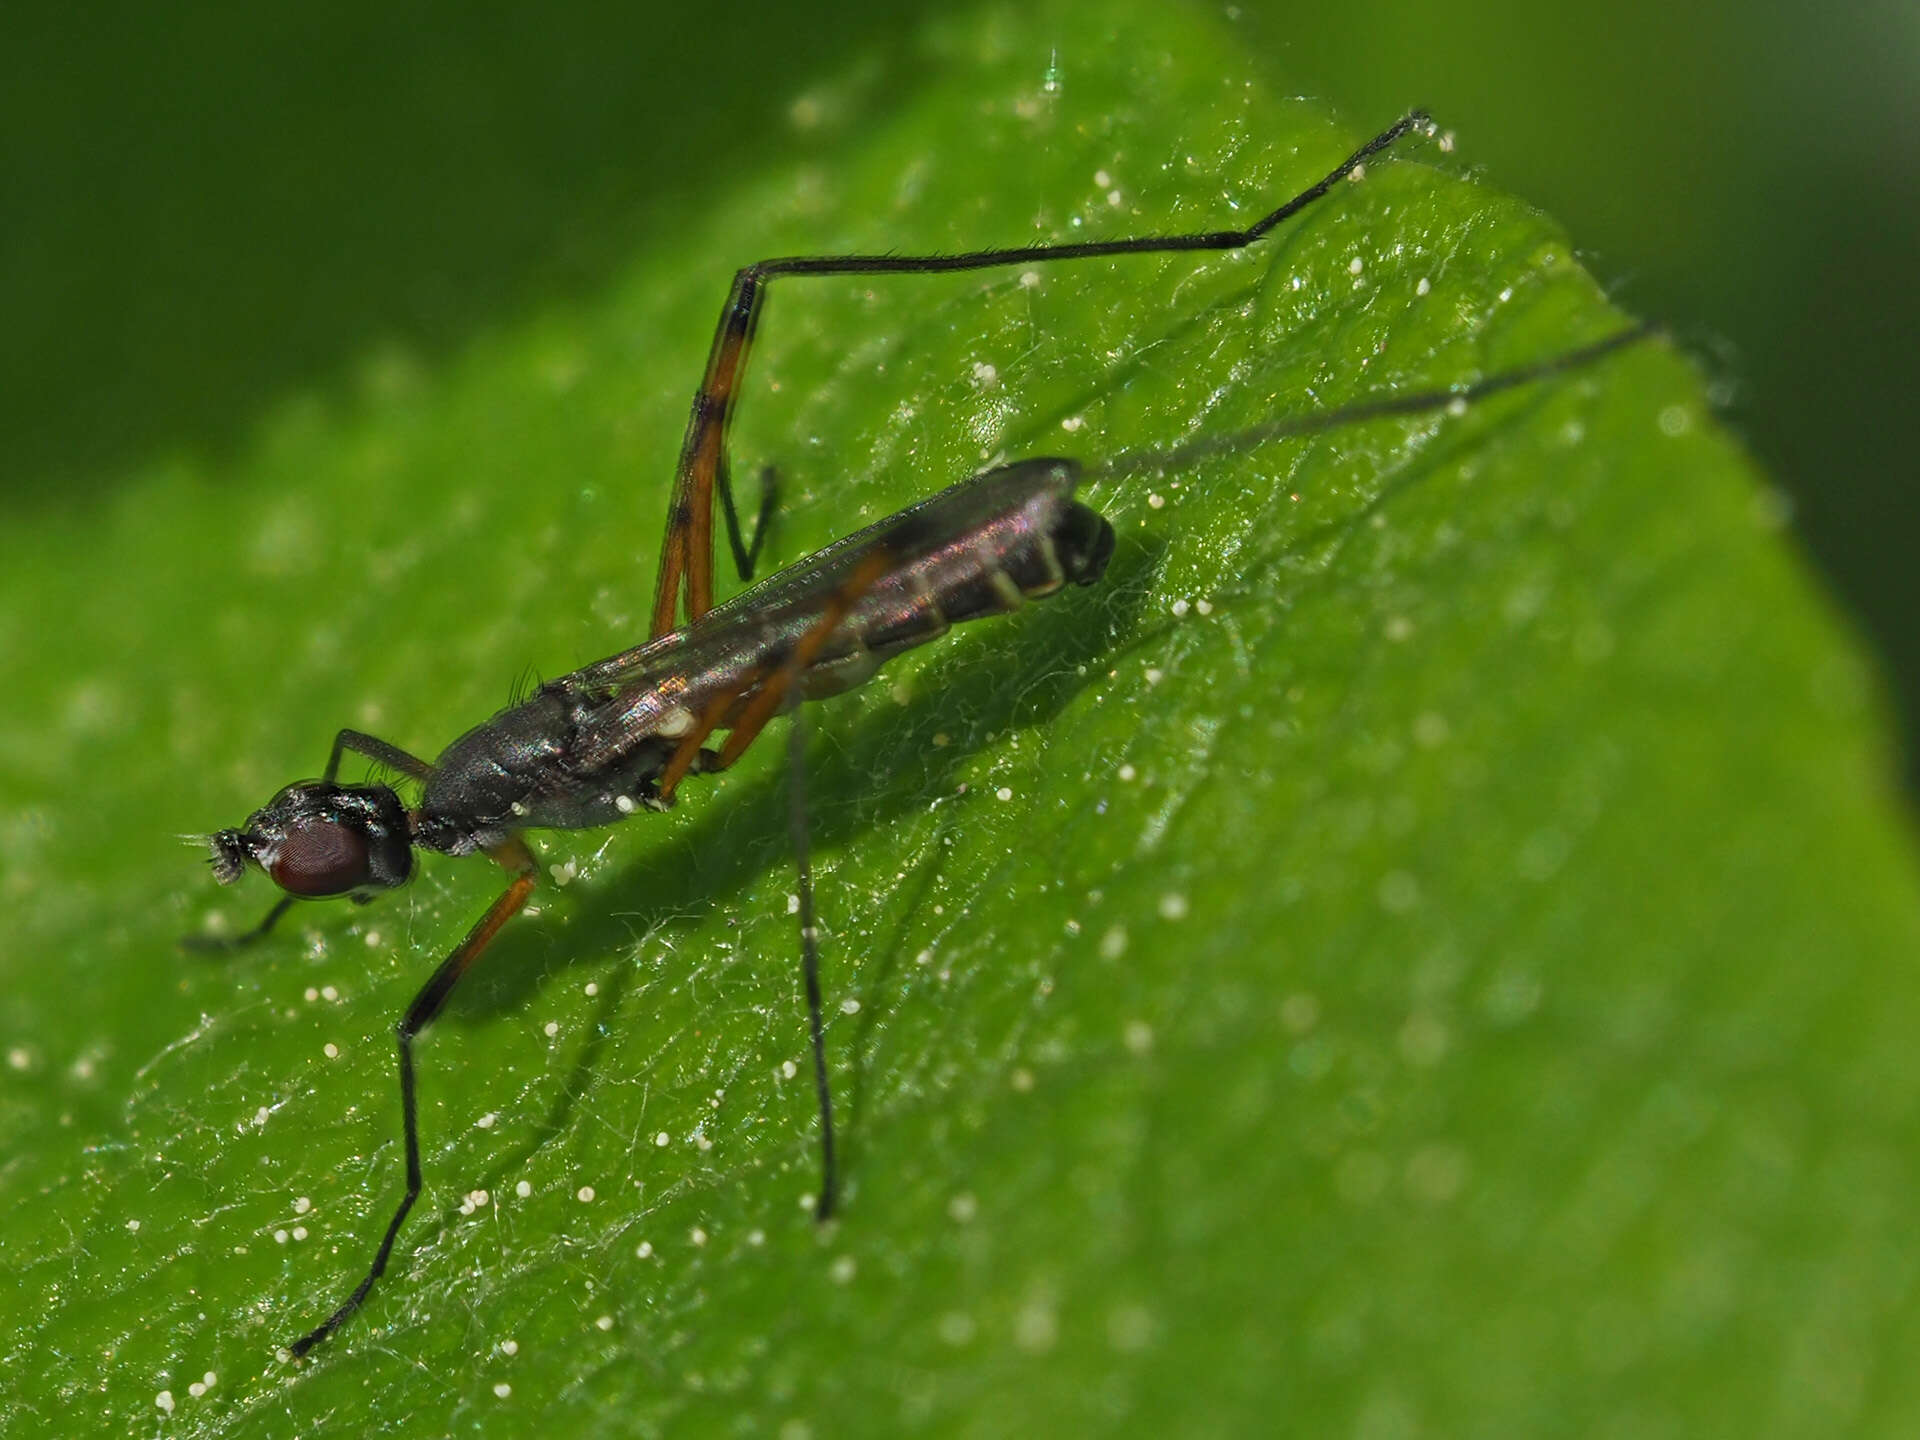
[801, 460, 1114, 694]
[1049, 496, 1117, 587]
[593, 458, 1117, 708]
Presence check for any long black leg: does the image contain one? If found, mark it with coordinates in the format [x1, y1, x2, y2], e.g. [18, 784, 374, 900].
[179, 894, 297, 954]
[650, 110, 1438, 636]
[289, 839, 539, 1358]
[642, 551, 891, 1215]
[325, 728, 436, 785]
[719, 463, 779, 584]
[1094, 322, 1662, 482]
[786, 705, 836, 1220]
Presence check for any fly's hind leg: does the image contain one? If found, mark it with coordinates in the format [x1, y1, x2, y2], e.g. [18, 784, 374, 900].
[648, 111, 1440, 636]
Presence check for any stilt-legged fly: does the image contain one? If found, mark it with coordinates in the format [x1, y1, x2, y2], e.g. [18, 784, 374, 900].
[185, 111, 1653, 1357]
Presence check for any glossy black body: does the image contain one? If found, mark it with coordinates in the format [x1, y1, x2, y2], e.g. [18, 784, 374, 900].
[413, 457, 1110, 858]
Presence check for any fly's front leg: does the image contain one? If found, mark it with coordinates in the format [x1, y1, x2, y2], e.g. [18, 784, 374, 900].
[324, 728, 436, 785]
[179, 894, 297, 953]
[288, 837, 539, 1358]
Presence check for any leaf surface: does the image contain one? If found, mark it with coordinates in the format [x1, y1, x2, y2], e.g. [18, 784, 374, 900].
[3, 4, 1917, 1437]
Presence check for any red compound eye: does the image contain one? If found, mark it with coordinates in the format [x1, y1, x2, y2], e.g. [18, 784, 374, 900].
[269, 817, 372, 897]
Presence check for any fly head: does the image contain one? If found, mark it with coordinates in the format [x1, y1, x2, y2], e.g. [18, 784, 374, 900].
[208, 781, 414, 900]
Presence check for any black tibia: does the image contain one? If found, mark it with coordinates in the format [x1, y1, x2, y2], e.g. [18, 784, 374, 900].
[288, 839, 538, 1358]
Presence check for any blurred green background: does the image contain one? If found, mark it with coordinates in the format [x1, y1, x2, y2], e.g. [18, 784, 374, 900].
[6, 0, 1917, 786]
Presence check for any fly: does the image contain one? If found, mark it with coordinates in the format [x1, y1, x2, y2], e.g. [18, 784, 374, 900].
[186, 110, 1653, 1357]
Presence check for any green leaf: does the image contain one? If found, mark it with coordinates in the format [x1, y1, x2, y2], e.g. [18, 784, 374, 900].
[5, 4, 1918, 1436]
